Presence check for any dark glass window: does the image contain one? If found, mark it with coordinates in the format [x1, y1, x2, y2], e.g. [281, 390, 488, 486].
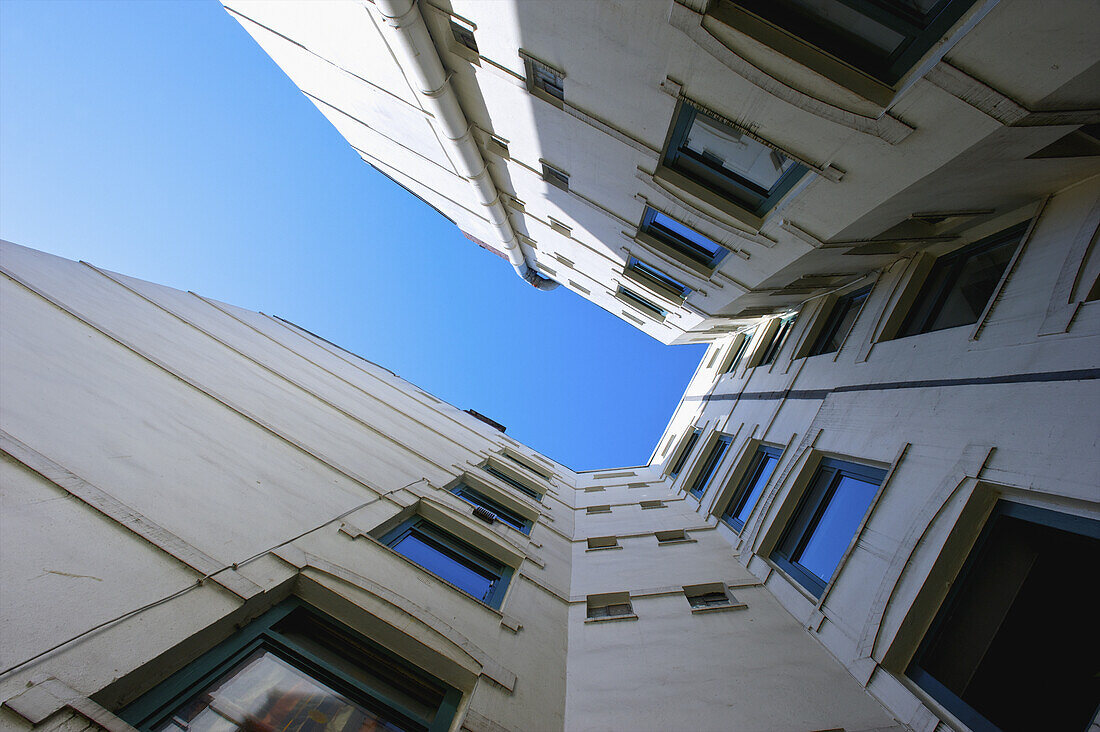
[669, 428, 701, 478]
[617, 286, 668, 320]
[541, 162, 569, 191]
[809, 286, 871, 356]
[907, 503, 1100, 732]
[482, 464, 542, 501]
[771, 458, 886, 596]
[382, 518, 512, 608]
[760, 316, 796, 365]
[664, 106, 807, 216]
[525, 59, 564, 101]
[720, 445, 782, 531]
[724, 330, 754, 373]
[687, 435, 732, 498]
[730, 0, 978, 85]
[898, 224, 1024, 337]
[449, 21, 477, 53]
[626, 257, 691, 300]
[452, 483, 533, 535]
[639, 207, 729, 269]
[121, 603, 460, 732]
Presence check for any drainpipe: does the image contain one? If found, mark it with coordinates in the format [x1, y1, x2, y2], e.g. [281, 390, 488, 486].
[373, 0, 559, 291]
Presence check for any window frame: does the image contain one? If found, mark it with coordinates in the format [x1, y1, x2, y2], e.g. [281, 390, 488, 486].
[896, 223, 1027, 338]
[624, 256, 691, 303]
[616, 285, 668, 321]
[770, 457, 887, 597]
[119, 600, 461, 732]
[381, 517, 514, 609]
[686, 434, 733, 499]
[662, 105, 808, 218]
[522, 53, 565, 106]
[808, 285, 872, 356]
[720, 444, 783, 532]
[451, 483, 534, 535]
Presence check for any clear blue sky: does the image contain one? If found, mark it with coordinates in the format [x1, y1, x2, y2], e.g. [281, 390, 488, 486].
[0, 0, 704, 470]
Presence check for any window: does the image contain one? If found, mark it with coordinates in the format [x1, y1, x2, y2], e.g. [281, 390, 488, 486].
[656, 529, 690, 544]
[725, 0, 979, 85]
[770, 458, 886, 597]
[587, 505, 612, 515]
[482, 464, 543, 501]
[587, 536, 619, 550]
[639, 207, 729, 270]
[541, 162, 569, 191]
[452, 483, 533, 535]
[640, 500, 666, 510]
[809, 286, 871, 356]
[907, 503, 1100, 732]
[523, 55, 564, 102]
[663, 106, 807, 217]
[382, 517, 512, 608]
[586, 593, 634, 621]
[669, 428, 701, 478]
[121, 602, 460, 732]
[625, 257, 691, 302]
[500, 451, 550, 480]
[684, 583, 745, 612]
[687, 435, 732, 498]
[723, 330, 754, 373]
[720, 445, 782, 532]
[759, 315, 796, 365]
[449, 20, 477, 54]
[616, 286, 668, 321]
[898, 224, 1024, 337]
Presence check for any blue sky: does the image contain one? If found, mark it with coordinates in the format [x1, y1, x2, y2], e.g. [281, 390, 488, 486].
[0, 0, 704, 470]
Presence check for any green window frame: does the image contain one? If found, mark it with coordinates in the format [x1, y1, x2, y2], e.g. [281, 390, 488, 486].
[120, 600, 461, 732]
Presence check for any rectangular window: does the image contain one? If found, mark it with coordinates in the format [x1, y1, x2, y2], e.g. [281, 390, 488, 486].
[639, 207, 729, 270]
[723, 330, 754, 373]
[452, 483, 533, 535]
[382, 518, 512, 608]
[586, 593, 634, 620]
[907, 503, 1099, 732]
[483, 464, 543, 501]
[541, 162, 569, 191]
[898, 224, 1024, 337]
[449, 21, 477, 54]
[669, 428, 701, 478]
[625, 257, 691, 301]
[586, 505, 612, 515]
[809, 286, 871, 356]
[617, 286, 668, 320]
[687, 435, 732, 498]
[640, 500, 666, 510]
[664, 106, 807, 217]
[586, 536, 619, 550]
[720, 445, 782, 531]
[524, 56, 564, 102]
[500, 451, 550, 480]
[759, 315, 796, 365]
[121, 602, 460, 732]
[770, 458, 886, 597]
[728, 0, 979, 85]
[656, 529, 689, 544]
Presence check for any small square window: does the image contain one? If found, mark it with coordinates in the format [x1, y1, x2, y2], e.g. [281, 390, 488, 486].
[906, 503, 1100, 732]
[656, 529, 689, 544]
[452, 483, 533, 535]
[663, 105, 807, 217]
[483, 463, 543, 501]
[382, 517, 513, 608]
[586, 592, 634, 620]
[808, 286, 871, 356]
[587, 505, 612, 515]
[897, 224, 1025, 338]
[640, 500, 666, 510]
[584, 486, 605, 493]
[616, 286, 668, 321]
[541, 162, 570, 191]
[759, 315, 796, 366]
[587, 536, 619, 550]
[524, 56, 564, 102]
[639, 206, 728, 270]
[683, 583, 745, 612]
[625, 257, 691, 302]
[687, 435, 732, 498]
[688, 591, 730, 609]
[770, 458, 886, 597]
[120, 603, 460, 731]
[669, 428, 701, 478]
[719, 445, 782, 532]
[449, 20, 478, 54]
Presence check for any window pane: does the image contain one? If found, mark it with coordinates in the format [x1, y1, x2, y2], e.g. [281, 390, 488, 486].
[927, 238, 1015, 331]
[733, 453, 778, 525]
[794, 474, 878, 582]
[689, 437, 730, 496]
[155, 649, 407, 732]
[649, 211, 724, 260]
[391, 530, 497, 602]
[683, 114, 796, 192]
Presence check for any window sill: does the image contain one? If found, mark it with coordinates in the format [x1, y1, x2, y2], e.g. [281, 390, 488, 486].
[690, 602, 748, 615]
[585, 545, 623, 553]
[657, 539, 697, 547]
[584, 613, 639, 624]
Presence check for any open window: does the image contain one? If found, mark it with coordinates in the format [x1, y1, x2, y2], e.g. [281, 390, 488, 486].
[808, 286, 871, 356]
[624, 256, 691, 304]
[637, 206, 729, 274]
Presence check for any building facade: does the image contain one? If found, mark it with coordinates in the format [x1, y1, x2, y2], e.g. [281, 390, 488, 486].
[2, 0, 1099, 731]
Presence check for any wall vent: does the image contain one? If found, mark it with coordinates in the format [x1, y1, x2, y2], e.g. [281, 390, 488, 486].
[472, 505, 498, 524]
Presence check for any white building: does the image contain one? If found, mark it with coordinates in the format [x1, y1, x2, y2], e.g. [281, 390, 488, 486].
[2, 1, 1099, 731]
